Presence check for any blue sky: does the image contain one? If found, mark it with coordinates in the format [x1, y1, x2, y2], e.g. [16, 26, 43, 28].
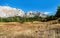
[0, 0, 60, 15]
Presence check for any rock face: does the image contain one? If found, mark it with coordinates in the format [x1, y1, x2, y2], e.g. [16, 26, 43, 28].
[26, 11, 47, 18]
[39, 13, 47, 18]
[0, 6, 25, 18]
[26, 11, 35, 17]
[0, 6, 47, 18]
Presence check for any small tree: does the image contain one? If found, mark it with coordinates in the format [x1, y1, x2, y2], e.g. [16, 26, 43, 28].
[55, 6, 60, 18]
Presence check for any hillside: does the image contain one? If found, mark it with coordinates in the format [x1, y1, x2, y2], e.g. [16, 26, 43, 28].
[0, 20, 60, 38]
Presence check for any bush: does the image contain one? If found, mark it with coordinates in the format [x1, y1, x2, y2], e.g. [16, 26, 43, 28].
[45, 15, 57, 21]
[0, 15, 58, 22]
[52, 21, 57, 24]
[57, 18, 60, 23]
[40, 18, 47, 22]
[55, 6, 60, 18]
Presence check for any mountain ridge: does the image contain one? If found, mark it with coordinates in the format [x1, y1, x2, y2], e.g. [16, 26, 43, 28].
[0, 6, 47, 18]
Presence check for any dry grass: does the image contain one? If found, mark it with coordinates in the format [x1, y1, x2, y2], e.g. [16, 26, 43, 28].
[0, 20, 60, 38]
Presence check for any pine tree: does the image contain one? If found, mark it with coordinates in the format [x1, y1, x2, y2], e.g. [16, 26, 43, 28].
[55, 6, 60, 18]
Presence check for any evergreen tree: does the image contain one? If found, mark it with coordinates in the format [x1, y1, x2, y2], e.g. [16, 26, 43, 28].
[55, 6, 60, 18]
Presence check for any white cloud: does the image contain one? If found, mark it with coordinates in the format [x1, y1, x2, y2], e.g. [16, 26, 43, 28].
[44, 12, 50, 15]
[0, 6, 25, 18]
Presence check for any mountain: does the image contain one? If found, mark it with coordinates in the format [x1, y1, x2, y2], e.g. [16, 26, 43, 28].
[26, 11, 47, 18]
[0, 6, 47, 18]
[26, 11, 35, 17]
[0, 6, 25, 18]
[39, 12, 48, 18]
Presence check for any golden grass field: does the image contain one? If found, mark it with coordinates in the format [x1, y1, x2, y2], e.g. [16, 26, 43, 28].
[0, 20, 60, 38]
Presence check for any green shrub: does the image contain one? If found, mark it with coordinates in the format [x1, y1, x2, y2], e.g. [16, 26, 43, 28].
[40, 18, 47, 22]
[0, 15, 58, 22]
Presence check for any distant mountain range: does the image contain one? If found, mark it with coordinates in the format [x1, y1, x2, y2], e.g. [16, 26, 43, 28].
[25, 11, 47, 18]
[0, 6, 47, 18]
